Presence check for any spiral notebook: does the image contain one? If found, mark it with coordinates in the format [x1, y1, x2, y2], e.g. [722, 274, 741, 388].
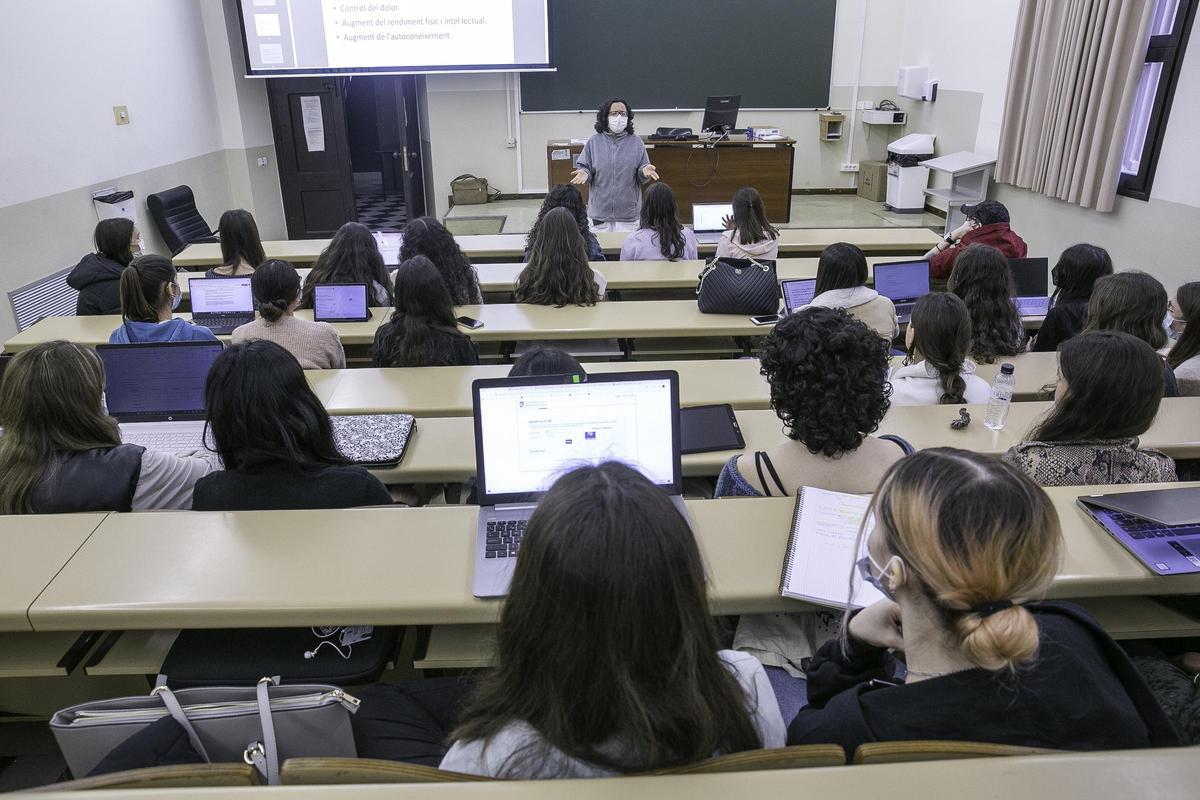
[779, 487, 886, 610]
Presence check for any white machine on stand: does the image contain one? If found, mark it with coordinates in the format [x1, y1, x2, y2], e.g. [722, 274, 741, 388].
[885, 133, 935, 213]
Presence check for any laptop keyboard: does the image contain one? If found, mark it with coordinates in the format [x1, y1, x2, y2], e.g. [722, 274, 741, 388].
[1110, 511, 1200, 540]
[484, 519, 528, 559]
[194, 314, 250, 333]
[121, 431, 206, 456]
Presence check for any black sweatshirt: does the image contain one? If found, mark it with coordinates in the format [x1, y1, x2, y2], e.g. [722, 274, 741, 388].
[67, 253, 125, 316]
[787, 601, 1180, 755]
[192, 464, 392, 511]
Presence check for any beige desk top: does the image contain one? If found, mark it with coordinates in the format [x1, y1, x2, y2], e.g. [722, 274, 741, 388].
[27, 483, 1200, 631]
[174, 228, 942, 266]
[367, 398, 1200, 484]
[0, 513, 107, 631]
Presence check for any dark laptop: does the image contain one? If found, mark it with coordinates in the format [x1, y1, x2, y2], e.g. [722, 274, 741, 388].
[313, 283, 372, 323]
[1078, 488, 1200, 575]
[873, 259, 931, 323]
[1008, 257, 1050, 317]
[188, 276, 255, 334]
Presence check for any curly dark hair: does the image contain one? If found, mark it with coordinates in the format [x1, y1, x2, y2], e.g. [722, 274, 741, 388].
[526, 185, 592, 254]
[759, 307, 892, 458]
[594, 98, 635, 134]
[947, 244, 1027, 363]
[400, 216, 482, 306]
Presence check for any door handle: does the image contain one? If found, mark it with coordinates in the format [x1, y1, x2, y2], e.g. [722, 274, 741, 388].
[401, 149, 410, 173]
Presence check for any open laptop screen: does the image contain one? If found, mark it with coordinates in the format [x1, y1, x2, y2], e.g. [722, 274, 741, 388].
[96, 341, 224, 421]
[474, 372, 680, 503]
[313, 283, 369, 322]
[1007, 257, 1049, 298]
[189, 277, 253, 313]
[692, 203, 733, 233]
[781, 279, 817, 313]
[873, 260, 930, 305]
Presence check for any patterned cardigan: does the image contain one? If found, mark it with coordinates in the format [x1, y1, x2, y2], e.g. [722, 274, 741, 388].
[1002, 438, 1177, 487]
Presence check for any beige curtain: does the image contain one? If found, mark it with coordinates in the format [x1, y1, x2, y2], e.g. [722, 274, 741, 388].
[996, 0, 1154, 212]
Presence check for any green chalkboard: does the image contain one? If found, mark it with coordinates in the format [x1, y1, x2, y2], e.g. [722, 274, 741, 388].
[520, 0, 837, 112]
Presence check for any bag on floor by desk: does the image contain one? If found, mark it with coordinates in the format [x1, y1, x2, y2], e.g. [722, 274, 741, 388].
[696, 257, 780, 315]
[450, 174, 501, 205]
[49, 678, 360, 784]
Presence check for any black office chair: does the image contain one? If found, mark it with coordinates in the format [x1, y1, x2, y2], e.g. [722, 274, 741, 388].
[146, 185, 218, 255]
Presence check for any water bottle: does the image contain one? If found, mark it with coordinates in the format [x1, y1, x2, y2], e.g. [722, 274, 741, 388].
[983, 363, 1016, 431]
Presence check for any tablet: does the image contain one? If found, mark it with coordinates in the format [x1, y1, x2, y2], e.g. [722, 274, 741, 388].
[313, 283, 372, 323]
[680, 404, 745, 455]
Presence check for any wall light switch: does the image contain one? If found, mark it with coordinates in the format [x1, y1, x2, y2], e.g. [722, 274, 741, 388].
[113, 106, 130, 125]
[257, 156, 268, 167]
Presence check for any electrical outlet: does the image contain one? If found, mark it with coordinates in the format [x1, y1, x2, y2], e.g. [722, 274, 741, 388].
[840, 162, 860, 173]
[857, 100, 874, 110]
[113, 105, 130, 125]
[257, 156, 268, 167]
[505, 137, 517, 148]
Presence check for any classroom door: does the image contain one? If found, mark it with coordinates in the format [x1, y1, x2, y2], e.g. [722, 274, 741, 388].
[373, 76, 428, 220]
[267, 78, 356, 239]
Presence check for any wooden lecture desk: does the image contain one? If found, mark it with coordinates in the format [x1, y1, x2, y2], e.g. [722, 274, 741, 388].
[25, 483, 1200, 632]
[0, 514, 107, 632]
[173, 227, 943, 267]
[26, 747, 1200, 800]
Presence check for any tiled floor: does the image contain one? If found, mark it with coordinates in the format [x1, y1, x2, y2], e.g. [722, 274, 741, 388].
[445, 194, 944, 235]
[354, 171, 407, 232]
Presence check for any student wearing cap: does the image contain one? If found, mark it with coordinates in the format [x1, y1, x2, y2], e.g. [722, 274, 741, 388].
[925, 201, 1028, 281]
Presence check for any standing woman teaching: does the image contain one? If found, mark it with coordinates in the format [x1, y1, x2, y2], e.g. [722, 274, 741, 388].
[571, 99, 659, 232]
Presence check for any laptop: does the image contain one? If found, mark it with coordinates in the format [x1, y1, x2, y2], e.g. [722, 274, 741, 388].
[692, 203, 733, 244]
[471, 371, 685, 598]
[1008, 257, 1050, 317]
[872, 259, 931, 323]
[313, 283, 372, 322]
[188, 276, 255, 335]
[781, 278, 817, 314]
[1078, 488, 1200, 575]
[96, 341, 223, 455]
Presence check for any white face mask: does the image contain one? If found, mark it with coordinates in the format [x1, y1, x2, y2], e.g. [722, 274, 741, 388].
[170, 283, 182, 311]
[608, 114, 628, 134]
[100, 392, 108, 416]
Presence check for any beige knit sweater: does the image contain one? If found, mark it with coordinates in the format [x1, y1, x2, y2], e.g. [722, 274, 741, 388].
[231, 315, 346, 370]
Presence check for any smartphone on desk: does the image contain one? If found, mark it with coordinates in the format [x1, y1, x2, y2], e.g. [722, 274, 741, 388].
[750, 313, 782, 326]
[456, 316, 484, 329]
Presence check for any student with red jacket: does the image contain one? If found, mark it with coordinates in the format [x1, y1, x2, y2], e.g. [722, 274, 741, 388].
[926, 201, 1027, 281]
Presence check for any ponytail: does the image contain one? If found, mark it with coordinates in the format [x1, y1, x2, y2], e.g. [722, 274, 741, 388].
[250, 259, 301, 323]
[119, 255, 176, 322]
[909, 293, 973, 405]
[955, 604, 1041, 672]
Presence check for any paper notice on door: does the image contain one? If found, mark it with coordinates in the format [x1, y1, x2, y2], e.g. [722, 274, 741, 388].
[300, 96, 325, 153]
[550, 148, 570, 160]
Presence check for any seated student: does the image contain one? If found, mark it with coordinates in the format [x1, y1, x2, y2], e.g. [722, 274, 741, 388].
[1168, 281, 1200, 395]
[400, 216, 483, 305]
[946, 243, 1027, 363]
[786, 448, 1179, 754]
[371, 256, 479, 368]
[192, 340, 391, 510]
[0, 341, 212, 513]
[619, 183, 698, 262]
[525, 185, 605, 262]
[1003, 331, 1176, 486]
[108, 255, 218, 344]
[716, 187, 779, 261]
[1031, 243, 1112, 353]
[507, 346, 586, 378]
[431, 462, 784, 775]
[889, 293, 991, 405]
[68, 217, 140, 316]
[1083, 271, 1179, 396]
[805, 242, 897, 339]
[299, 221, 393, 308]
[926, 200, 1027, 281]
[205, 209, 264, 278]
[516, 207, 606, 306]
[716, 307, 911, 499]
[231, 259, 345, 369]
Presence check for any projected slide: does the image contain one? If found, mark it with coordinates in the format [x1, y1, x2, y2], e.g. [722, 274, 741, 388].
[240, 0, 550, 75]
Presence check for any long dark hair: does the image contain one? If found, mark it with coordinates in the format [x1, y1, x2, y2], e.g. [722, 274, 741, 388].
[1168, 282, 1200, 369]
[204, 339, 346, 473]
[94, 218, 136, 267]
[729, 187, 778, 245]
[1030, 331, 1163, 442]
[947, 244, 1026, 363]
[594, 98, 635, 134]
[1084, 271, 1169, 351]
[217, 209, 265, 270]
[517, 207, 598, 307]
[300, 222, 392, 308]
[399, 216, 481, 306]
[527, 185, 592, 254]
[1050, 243, 1112, 305]
[452, 462, 763, 776]
[371, 256, 470, 368]
[814, 242, 868, 295]
[638, 183, 686, 260]
[909, 293, 973, 404]
[250, 259, 301, 323]
[119, 255, 177, 322]
[508, 347, 586, 378]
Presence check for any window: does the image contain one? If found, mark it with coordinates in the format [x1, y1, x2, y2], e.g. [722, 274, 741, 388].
[1118, 0, 1197, 200]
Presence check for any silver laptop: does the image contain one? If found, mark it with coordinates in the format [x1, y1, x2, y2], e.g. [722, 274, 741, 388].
[96, 341, 222, 454]
[781, 278, 817, 314]
[1007, 257, 1051, 319]
[471, 371, 686, 598]
[873, 259, 931, 324]
[188, 276, 255, 335]
[692, 203, 734, 244]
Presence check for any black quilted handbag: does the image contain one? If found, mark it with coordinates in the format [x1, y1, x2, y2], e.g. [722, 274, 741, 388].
[696, 257, 780, 315]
